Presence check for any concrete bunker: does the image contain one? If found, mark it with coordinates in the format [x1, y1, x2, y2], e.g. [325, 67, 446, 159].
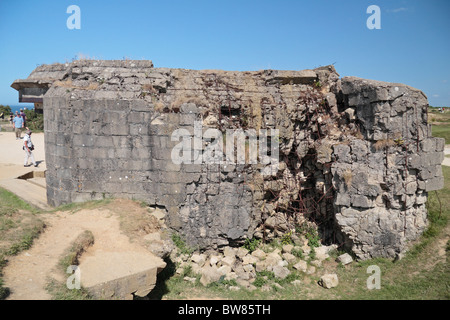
[11, 60, 445, 260]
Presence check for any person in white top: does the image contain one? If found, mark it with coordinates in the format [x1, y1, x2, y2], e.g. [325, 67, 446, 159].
[23, 130, 37, 167]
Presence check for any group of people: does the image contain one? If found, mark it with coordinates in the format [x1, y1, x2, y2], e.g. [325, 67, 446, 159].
[11, 109, 37, 167]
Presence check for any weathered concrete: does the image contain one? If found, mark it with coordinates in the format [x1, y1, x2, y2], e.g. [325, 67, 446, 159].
[11, 60, 445, 260]
[79, 248, 166, 299]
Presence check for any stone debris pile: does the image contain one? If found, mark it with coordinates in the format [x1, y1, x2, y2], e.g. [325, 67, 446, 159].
[170, 239, 350, 291]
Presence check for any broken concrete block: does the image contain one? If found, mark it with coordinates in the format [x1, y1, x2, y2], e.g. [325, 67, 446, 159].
[320, 273, 339, 289]
[337, 253, 353, 265]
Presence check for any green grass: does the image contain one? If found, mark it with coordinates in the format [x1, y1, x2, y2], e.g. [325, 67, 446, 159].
[0, 187, 45, 299]
[432, 125, 450, 144]
[45, 230, 95, 300]
[45, 278, 92, 300]
[0, 187, 39, 214]
[429, 108, 450, 144]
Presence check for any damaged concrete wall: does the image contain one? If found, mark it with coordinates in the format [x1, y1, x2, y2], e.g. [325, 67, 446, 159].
[12, 60, 444, 259]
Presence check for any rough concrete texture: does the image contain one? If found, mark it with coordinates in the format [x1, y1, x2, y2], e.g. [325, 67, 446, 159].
[12, 60, 444, 259]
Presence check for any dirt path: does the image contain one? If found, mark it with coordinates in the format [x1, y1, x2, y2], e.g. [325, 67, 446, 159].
[2, 206, 137, 300]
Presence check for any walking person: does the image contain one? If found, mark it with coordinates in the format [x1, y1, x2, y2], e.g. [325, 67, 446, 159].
[23, 130, 37, 167]
[20, 109, 28, 129]
[13, 112, 24, 139]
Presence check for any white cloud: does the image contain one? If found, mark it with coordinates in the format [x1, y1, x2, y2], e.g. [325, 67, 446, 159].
[432, 94, 440, 98]
[387, 7, 408, 13]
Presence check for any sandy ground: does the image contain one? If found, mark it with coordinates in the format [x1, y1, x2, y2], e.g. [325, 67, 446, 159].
[0, 132, 46, 174]
[0, 131, 46, 179]
[1, 131, 163, 300]
[4, 208, 125, 299]
[2, 200, 164, 300]
[0, 131, 48, 208]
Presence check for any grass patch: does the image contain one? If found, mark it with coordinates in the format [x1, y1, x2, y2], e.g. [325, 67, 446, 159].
[171, 232, 195, 256]
[45, 230, 94, 300]
[58, 230, 94, 271]
[45, 278, 92, 300]
[429, 107, 450, 143]
[0, 187, 45, 300]
[432, 125, 450, 144]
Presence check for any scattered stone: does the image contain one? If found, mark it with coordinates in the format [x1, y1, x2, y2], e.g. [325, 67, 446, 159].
[344, 108, 355, 120]
[183, 276, 196, 283]
[278, 260, 289, 267]
[282, 252, 297, 264]
[314, 246, 330, 261]
[234, 265, 253, 281]
[242, 264, 255, 273]
[251, 249, 267, 259]
[293, 260, 308, 273]
[191, 253, 206, 266]
[301, 244, 311, 255]
[225, 272, 238, 281]
[221, 255, 236, 267]
[218, 265, 232, 276]
[209, 255, 220, 266]
[306, 265, 316, 275]
[273, 265, 290, 279]
[223, 246, 237, 258]
[337, 253, 353, 265]
[255, 260, 269, 272]
[282, 244, 294, 254]
[199, 265, 222, 286]
[228, 286, 240, 291]
[147, 239, 174, 259]
[242, 254, 259, 265]
[236, 247, 249, 259]
[320, 273, 339, 289]
[266, 251, 282, 267]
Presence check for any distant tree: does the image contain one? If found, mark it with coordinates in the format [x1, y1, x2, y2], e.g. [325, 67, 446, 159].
[24, 109, 44, 131]
[0, 105, 12, 116]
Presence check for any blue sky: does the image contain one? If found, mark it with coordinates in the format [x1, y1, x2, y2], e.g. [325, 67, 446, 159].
[0, 0, 449, 107]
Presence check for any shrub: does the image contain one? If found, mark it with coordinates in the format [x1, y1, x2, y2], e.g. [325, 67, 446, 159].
[24, 109, 44, 131]
[243, 238, 260, 253]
